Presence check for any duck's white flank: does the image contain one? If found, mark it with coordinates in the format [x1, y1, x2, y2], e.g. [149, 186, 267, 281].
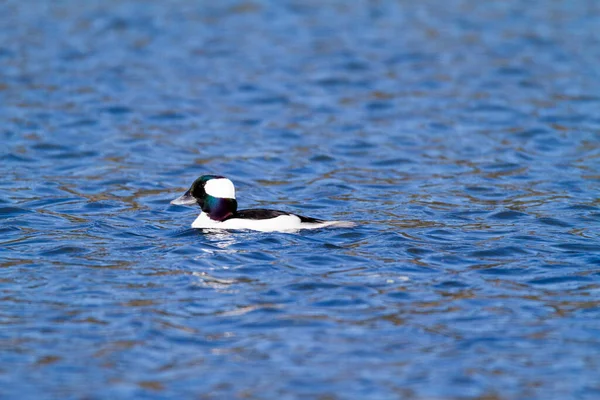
[191, 212, 355, 232]
[204, 178, 236, 199]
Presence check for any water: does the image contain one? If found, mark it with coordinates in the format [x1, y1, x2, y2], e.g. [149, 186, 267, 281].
[2, 0, 600, 398]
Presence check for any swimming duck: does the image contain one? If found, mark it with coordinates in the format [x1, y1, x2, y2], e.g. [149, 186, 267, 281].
[170, 175, 354, 232]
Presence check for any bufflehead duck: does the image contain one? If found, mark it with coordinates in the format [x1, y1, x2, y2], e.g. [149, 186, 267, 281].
[171, 175, 355, 232]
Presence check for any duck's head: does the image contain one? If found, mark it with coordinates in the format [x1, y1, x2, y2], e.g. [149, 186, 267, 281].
[171, 175, 237, 221]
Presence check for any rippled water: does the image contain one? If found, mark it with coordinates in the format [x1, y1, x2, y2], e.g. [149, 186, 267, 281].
[2, 0, 600, 398]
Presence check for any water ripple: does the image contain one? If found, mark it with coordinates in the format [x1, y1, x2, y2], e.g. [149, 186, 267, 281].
[2, 0, 600, 399]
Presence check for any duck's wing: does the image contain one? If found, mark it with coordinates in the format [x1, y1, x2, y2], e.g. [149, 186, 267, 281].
[232, 209, 324, 223]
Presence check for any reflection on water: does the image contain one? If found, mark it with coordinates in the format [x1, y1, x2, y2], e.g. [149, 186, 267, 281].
[2, 0, 600, 398]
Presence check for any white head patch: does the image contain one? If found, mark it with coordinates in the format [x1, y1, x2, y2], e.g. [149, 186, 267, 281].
[205, 178, 236, 199]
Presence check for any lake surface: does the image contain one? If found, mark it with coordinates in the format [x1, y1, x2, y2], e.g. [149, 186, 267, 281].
[2, 0, 600, 398]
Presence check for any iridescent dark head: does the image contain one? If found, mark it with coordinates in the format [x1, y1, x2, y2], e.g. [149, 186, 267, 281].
[171, 175, 237, 221]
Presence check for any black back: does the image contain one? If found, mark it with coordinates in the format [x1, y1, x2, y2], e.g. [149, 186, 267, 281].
[230, 209, 324, 223]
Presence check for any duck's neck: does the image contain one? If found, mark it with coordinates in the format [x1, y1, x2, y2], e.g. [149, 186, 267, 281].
[202, 195, 237, 221]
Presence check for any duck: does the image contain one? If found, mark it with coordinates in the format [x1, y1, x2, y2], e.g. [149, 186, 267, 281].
[170, 175, 355, 232]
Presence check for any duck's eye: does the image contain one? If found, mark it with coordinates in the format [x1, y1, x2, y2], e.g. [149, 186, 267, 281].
[191, 182, 206, 198]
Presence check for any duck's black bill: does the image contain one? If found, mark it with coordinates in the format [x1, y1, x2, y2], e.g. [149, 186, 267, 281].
[170, 190, 197, 206]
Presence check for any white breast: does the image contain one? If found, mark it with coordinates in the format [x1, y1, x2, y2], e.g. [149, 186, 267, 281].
[191, 212, 353, 232]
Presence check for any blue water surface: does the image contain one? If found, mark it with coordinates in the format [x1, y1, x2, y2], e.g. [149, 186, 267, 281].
[2, 0, 600, 398]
